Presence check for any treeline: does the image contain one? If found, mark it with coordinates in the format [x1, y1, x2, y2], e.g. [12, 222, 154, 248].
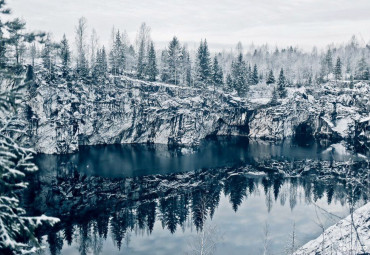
[4, 17, 370, 97]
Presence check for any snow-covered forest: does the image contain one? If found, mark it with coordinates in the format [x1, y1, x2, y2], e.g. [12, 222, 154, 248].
[13, 17, 370, 96]
[1, 0, 369, 254]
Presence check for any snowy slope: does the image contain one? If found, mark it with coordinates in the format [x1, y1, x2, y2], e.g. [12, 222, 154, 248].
[294, 203, 370, 255]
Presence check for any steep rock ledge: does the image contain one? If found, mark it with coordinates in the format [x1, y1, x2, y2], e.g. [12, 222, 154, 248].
[27, 76, 250, 154]
[26, 73, 370, 154]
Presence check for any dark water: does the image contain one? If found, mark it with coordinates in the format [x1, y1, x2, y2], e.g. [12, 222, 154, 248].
[28, 137, 368, 255]
[35, 136, 365, 178]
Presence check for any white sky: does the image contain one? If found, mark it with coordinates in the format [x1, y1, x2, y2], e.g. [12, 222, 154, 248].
[9, 0, 370, 51]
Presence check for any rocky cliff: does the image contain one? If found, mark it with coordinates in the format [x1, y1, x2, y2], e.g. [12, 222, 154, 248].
[25, 71, 370, 154]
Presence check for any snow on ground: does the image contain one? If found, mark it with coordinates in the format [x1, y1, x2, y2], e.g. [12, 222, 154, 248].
[294, 203, 370, 255]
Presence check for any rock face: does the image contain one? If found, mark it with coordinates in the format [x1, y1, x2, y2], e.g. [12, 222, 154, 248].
[28, 76, 250, 154]
[249, 83, 370, 142]
[26, 72, 370, 154]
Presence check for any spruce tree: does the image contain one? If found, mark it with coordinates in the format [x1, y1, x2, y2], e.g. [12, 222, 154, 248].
[181, 47, 192, 86]
[160, 49, 170, 82]
[212, 56, 223, 87]
[252, 64, 259, 85]
[41, 34, 56, 80]
[277, 68, 287, 98]
[0, 2, 59, 253]
[110, 31, 126, 75]
[167, 36, 181, 84]
[266, 70, 275, 84]
[231, 53, 248, 96]
[59, 34, 71, 77]
[356, 57, 369, 80]
[226, 73, 233, 92]
[146, 42, 158, 81]
[326, 49, 333, 74]
[195, 39, 211, 86]
[334, 57, 342, 81]
[75, 17, 89, 78]
[136, 39, 145, 79]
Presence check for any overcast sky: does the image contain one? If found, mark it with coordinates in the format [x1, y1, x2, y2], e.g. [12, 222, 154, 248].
[10, 0, 370, 51]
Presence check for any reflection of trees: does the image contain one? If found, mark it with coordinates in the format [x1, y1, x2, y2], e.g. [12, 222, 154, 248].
[24, 160, 368, 254]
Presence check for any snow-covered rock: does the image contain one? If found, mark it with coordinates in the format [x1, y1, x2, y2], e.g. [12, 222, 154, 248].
[27, 76, 250, 154]
[294, 202, 370, 255]
[26, 73, 370, 154]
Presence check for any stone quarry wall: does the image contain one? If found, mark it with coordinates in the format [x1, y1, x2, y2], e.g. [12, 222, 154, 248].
[26, 75, 370, 154]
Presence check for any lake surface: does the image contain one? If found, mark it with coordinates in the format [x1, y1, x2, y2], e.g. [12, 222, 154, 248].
[28, 137, 368, 255]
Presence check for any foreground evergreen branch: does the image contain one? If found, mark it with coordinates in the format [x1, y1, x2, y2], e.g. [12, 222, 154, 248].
[0, 1, 59, 254]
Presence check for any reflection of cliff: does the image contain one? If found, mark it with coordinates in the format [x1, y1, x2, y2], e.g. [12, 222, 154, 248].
[24, 160, 368, 254]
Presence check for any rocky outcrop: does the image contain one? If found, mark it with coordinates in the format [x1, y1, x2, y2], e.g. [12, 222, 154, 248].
[28, 76, 250, 154]
[249, 83, 370, 143]
[26, 72, 370, 154]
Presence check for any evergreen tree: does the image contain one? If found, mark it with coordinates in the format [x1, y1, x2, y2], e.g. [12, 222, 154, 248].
[195, 39, 211, 86]
[334, 57, 342, 81]
[251, 64, 259, 85]
[266, 70, 275, 84]
[247, 64, 253, 85]
[160, 49, 170, 82]
[110, 31, 126, 75]
[75, 17, 89, 77]
[355, 57, 369, 80]
[277, 68, 287, 98]
[212, 56, 223, 87]
[94, 46, 108, 79]
[59, 34, 71, 77]
[231, 53, 248, 96]
[29, 43, 37, 67]
[5, 17, 27, 67]
[226, 73, 233, 92]
[146, 42, 158, 81]
[180, 47, 192, 86]
[126, 45, 136, 73]
[167, 36, 181, 84]
[136, 39, 145, 79]
[0, 2, 59, 253]
[349, 74, 354, 89]
[41, 34, 56, 80]
[326, 49, 333, 74]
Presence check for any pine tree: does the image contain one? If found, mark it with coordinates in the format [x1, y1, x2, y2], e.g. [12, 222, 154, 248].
[266, 70, 275, 84]
[356, 57, 369, 80]
[29, 43, 36, 67]
[146, 42, 158, 81]
[180, 47, 192, 86]
[75, 17, 89, 77]
[110, 31, 126, 75]
[326, 49, 333, 74]
[59, 34, 71, 77]
[136, 39, 145, 79]
[94, 46, 108, 79]
[231, 53, 248, 96]
[0, 2, 59, 253]
[349, 74, 354, 89]
[195, 39, 211, 86]
[41, 34, 56, 80]
[160, 49, 170, 82]
[167, 36, 181, 84]
[277, 68, 287, 98]
[226, 73, 233, 92]
[252, 64, 259, 85]
[334, 57, 342, 81]
[212, 56, 223, 87]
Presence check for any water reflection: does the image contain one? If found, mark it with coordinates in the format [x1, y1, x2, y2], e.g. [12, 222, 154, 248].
[35, 137, 365, 178]
[27, 159, 368, 255]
